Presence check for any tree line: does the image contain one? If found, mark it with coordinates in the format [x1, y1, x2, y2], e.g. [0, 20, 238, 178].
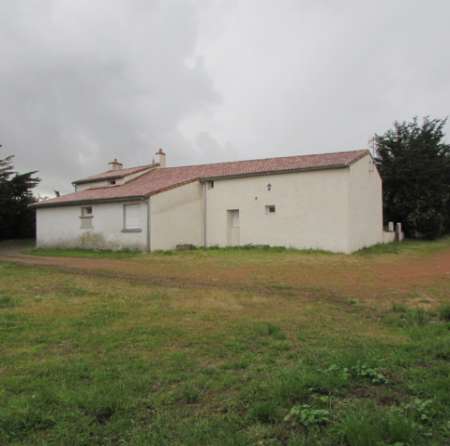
[0, 147, 40, 240]
[375, 117, 450, 239]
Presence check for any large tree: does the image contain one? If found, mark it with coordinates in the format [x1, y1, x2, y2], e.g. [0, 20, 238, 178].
[0, 147, 40, 240]
[375, 117, 450, 239]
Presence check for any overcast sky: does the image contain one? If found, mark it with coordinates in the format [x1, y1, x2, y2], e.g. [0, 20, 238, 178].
[1, 0, 449, 195]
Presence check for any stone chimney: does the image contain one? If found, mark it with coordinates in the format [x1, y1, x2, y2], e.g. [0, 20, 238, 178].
[155, 148, 166, 167]
[108, 158, 123, 170]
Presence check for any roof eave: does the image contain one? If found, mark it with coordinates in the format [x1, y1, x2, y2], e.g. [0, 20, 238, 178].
[32, 195, 146, 209]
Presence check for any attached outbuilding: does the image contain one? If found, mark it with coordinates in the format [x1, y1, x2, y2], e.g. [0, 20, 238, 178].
[34, 148, 385, 253]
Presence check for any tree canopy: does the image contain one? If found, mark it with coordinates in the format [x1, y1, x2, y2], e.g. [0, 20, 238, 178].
[0, 148, 40, 240]
[375, 117, 450, 239]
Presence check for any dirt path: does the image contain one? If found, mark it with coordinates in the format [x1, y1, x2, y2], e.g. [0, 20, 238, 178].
[1, 242, 450, 301]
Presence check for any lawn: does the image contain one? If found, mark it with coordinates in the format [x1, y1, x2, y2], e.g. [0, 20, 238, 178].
[1, 241, 450, 445]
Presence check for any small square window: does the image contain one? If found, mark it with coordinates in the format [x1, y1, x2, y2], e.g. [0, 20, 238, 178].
[265, 205, 276, 214]
[81, 206, 93, 217]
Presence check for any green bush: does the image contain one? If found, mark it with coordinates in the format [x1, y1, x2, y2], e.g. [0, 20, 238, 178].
[408, 208, 445, 240]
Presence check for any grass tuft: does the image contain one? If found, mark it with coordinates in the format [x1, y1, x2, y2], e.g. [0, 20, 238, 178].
[438, 304, 450, 322]
[337, 403, 419, 446]
[0, 294, 16, 308]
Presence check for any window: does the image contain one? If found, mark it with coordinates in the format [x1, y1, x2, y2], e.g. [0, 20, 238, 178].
[109, 179, 116, 185]
[123, 203, 142, 232]
[80, 206, 93, 229]
[265, 205, 276, 215]
[81, 206, 93, 217]
[207, 181, 214, 189]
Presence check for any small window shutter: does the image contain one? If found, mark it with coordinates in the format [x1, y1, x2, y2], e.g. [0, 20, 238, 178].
[125, 204, 140, 229]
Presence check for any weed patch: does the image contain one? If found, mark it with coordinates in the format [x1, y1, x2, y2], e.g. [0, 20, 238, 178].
[0, 294, 16, 308]
[337, 402, 420, 446]
[438, 304, 450, 321]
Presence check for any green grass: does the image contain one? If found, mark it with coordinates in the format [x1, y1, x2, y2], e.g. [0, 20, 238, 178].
[357, 236, 450, 256]
[0, 243, 449, 445]
[438, 304, 450, 322]
[28, 247, 140, 259]
[27, 236, 450, 261]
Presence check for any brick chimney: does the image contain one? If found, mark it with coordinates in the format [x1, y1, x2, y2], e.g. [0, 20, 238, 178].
[108, 158, 123, 170]
[155, 148, 166, 167]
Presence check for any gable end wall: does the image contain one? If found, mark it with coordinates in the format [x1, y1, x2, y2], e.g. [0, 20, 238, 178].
[348, 154, 383, 252]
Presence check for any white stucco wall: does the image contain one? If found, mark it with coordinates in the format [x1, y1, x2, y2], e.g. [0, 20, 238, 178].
[36, 201, 148, 250]
[149, 181, 203, 251]
[348, 155, 384, 252]
[76, 180, 112, 192]
[76, 168, 154, 191]
[36, 157, 384, 253]
[205, 168, 351, 253]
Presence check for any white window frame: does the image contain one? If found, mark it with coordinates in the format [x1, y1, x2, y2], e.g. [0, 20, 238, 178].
[80, 206, 93, 229]
[122, 203, 142, 233]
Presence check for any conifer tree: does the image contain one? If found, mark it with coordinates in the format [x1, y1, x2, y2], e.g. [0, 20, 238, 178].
[0, 147, 40, 239]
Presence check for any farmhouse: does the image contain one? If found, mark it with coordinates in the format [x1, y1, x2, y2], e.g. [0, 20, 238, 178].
[34, 148, 386, 253]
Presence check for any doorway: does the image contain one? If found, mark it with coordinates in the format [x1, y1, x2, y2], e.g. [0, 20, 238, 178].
[227, 209, 240, 246]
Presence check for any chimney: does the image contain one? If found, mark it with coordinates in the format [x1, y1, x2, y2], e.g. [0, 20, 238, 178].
[109, 158, 123, 171]
[155, 148, 166, 167]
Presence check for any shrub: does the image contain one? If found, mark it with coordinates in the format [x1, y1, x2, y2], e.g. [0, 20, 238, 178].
[410, 208, 446, 239]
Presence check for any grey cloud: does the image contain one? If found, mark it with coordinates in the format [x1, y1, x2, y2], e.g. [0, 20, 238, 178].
[0, 0, 221, 194]
[192, 0, 450, 157]
[1, 0, 449, 195]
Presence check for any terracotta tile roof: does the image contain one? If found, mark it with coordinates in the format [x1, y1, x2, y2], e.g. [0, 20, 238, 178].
[72, 163, 155, 185]
[34, 149, 369, 208]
